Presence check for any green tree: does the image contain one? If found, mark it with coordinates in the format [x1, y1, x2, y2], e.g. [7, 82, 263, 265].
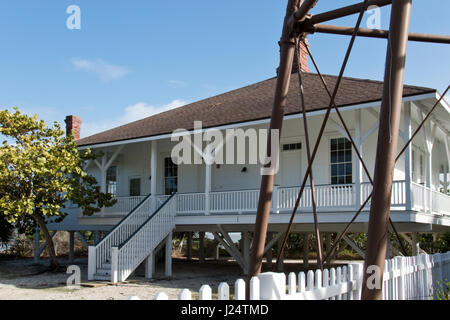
[0, 107, 116, 268]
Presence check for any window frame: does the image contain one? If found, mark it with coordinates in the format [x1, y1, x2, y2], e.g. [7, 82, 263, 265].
[282, 142, 302, 152]
[106, 165, 118, 196]
[164, 157, 178, 195]
[329, 137, 353, 185]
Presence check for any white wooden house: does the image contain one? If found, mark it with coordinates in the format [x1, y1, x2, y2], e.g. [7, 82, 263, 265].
[44, 71, 450, 282]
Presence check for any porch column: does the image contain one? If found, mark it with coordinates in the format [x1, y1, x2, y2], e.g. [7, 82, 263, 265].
[425, 145, 433, 212]
[242, 232, 250, 266]
[186, 232, 193, 261]
[444, 168, 449, 196]
[145, 251, 156, 279]
[99, 154, 107, 216]
[100, 154, 107, 194]
[34, 227, 40, 263]
[354, 109, 362, 209]
[411, 232, 420, 256]
[404, 102, 412, 210]
[199, 232, 205, 263]
[151, 140, 157, 196]
[205, 163, 211, 215]
[93, 231, 100, 245]
[165, 232, 173, 277]
[423, 117, 435, 212]
[445, 136, 450, 195]
[214, 243, 220, 260]
[325, 233, 332, 261]
[68, 231, 75, 263]
[303, 233, 310, 270]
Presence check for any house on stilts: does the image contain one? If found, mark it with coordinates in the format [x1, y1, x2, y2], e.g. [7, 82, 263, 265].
[42, 50, 450, 283]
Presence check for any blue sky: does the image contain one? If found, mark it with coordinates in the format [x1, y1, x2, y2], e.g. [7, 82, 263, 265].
[0, 1, 449, 138]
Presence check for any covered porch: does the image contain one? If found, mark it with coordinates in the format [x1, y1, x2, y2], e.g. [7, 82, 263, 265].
[77, 99, 450, 227]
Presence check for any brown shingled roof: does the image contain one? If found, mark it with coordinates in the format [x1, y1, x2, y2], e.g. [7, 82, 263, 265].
[77, 72, 435, 147]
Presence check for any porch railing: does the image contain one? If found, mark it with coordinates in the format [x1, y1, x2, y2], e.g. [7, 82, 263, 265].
[94, 181, 450, 218]
[431, 189, 450, 215]
[360, 180, 407, 208]
[411, 182, 450, 215]
[278, 184, 354, 211]
[103, 196, 147, 214]
[177, 192, 205, 215]
[176, 180, 450, 216]
[210, 189, 260, 214]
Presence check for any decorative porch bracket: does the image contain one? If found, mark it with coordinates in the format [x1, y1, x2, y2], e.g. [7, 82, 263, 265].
[213, 226, 248, 274]
[342, 235, 365, 259]
[38, 231, 58, 255]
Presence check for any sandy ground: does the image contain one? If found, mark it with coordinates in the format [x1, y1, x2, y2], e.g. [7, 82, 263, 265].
[0, 257, 246, 300]
[0, 257, 358, 300]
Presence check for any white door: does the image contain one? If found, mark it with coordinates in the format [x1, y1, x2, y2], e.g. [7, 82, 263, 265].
[280, 148, 301, 187]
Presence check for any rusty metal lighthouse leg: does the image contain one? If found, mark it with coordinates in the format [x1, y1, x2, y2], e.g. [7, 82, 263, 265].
[361, 0, 412, 300]
[246, 0, 298, 286]
[245, 0, 317, 299]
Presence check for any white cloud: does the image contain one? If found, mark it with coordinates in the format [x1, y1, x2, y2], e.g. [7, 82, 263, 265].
[72, 58, 130, 81]
[81, 99, 187, 138]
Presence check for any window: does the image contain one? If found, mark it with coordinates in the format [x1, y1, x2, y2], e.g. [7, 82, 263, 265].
[164, 157, 178, 195]
[106, 166, 117, 195]
[330, 138, 352, 185]
[282, 143, 302, 151]
[129, 177, 141, 197]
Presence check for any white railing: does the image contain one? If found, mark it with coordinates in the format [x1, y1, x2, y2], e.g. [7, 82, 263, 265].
[91, 181, 450, 219]
[111, 194, 176, 282]
[360, 180, 406, 208]
[431, 189, 450, 216]
[210, 189, 260, 214]
[142, 252, 450, 300]
[89, 195, 167, 274]
[278, 184, 354, 211]
[173, 180, 450, 216]
[411, 182, 427, 211]
[177, 192, 205, 215]
[103, 196, 146, 214]
[411, 182, 450, 215]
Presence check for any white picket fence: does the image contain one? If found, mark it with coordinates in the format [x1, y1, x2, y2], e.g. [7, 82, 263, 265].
[137, 252, 449, 300]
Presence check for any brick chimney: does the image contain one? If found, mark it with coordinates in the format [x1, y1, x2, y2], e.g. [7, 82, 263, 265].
[65, 115, 82, 140]
[277, 39, 310, 75]
[292, 39, 310, 73]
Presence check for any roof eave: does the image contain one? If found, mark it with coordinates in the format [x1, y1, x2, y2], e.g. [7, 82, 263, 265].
[77, 90, 437, 150]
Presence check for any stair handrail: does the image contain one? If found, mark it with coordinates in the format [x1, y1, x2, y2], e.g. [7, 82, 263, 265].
[118, 193, 176, 249]
[97, 193, 152, 244]
[111, 193, 177, 282]
[94, 194, 160, 270]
